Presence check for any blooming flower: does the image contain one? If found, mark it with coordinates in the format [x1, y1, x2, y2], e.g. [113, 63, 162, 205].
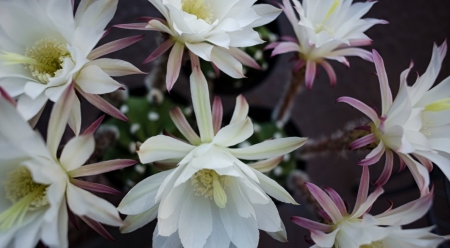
[291, 167, 448, 248]
[338, 42, 450, 195]
[117, 56, 307, 248]
[268, 0, 386, 89]
[0, 0, 144, 133]
[116, 0, 281, 91]
[0, 86, 136, 248]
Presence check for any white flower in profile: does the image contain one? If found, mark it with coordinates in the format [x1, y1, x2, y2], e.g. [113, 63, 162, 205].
[338, 42, 450, 195]
[0, 0, 144, 131]
[117, 56, 307, 248]
[291, 167, 448, 248]
[116, 0, 281, 91]
[268, 0, 386, 89]
[0, 86, 136, 248]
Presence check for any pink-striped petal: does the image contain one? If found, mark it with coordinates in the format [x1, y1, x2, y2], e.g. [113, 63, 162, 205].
[349, 133, 377, 150]
[399, 154, 430, 196]
[83, 115, 105, 135]
[317, 209, 332, 223]
[305, 61, 317, 90]
[80, 216, 115, 241]
[71, 179, 121, 195]
[0, 87, 16, 106]
[113, 23, 152, 31]
[88, 35, 145, 60]
[291, 216, 333, 232]
[324, 187, 347, 216]
[352, 186, 384, 217]
[166, 42, 184, 92]
[358, 142, 385, 166]
[305, 183, 343, 223]
[68, 159, 137, 178]
[212, 96, 223, 135]
[47, 83, 75, 159]
[414, 154, 433, 172]
[271, 42, 300, 57]
[352, 166, 370, 216]
[375, 149, 394, 186]
[248, 156, 283, 173]
[143, 39, 175, 64]
[372, 50, 392, 115]
[320, 61, 337, 87]
[229, 47, 261, 70]
[76, 87, 128, 122]
[169, 107, 201, 145]
[230, 95, 249, 125]
[337, 96, 379, 124]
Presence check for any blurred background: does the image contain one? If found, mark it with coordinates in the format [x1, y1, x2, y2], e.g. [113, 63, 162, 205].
[57, 0, 450, 247]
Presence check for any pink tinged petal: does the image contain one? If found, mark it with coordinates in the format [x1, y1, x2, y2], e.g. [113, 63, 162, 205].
[414, 154, 433, 172]
[68, 95, 82, 135]
[67, 204, 79, 230]
[113, 23, 152, 31]
[398, 154, 406, 172]
[88, 35, 145, 60]
[352, 186, 384, 217]
[80, 216, 115, 242]
[291, 216, 333, 233]
[229, 47, 261, 70]
[265, 42, 280, 51]
[87, 59, 145, 77]
[350, 133, 377, 150]
[70, 179, 121, 195]
[399, 154, 430, 196]
[68, 159, 137, 178]
[76, 65, 123, 94]
[210, 47, 245, 78]
[329, 48, 374, 62]
[213, 118, 253, 147]
[212, 97, 223, 135]
[415, 150, 450, 184]
[169, 107, 201, 145]
[120, 204, 159, 233]
[320, 61, 337, 86]
[271, 41, 300, 57]
[76, 87, 128, 121]
[143, 39, 175, 64]
[249, 156, 283, 173]
[60, 135, 95, 171]
[310, 228, 340, 247]
[229, 137, 307, 160]
[166, 42, 184, 91]
[83, 115, 105, 135]
[324, 187, 347, 216]
[352, 166, 370, 216]
[372, 50, 393, 115]
[137, 135, 195, 164]
[375, 149, 394, 186]
[305, 61, 317, 90]
[137, 16, 167, 24]
[337, 96, 379, 124]
[306, 183, 344, 223]
[47, 83, 75, 159]
[230, 95, 249, 125]
[293, 59, 306, 72]
[190, 57, 215, 142]
[147, 20, 174, 35]
[0, 86, 16, 106]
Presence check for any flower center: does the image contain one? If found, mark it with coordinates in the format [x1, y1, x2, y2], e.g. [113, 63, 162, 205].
[0, 166, 49, 231]
[360, 241, 384, 248]
[314, 0, 340, 34]
[191, 169, 229, 208]
[181, 0, 214, 24]
[0, 38, 70, 84]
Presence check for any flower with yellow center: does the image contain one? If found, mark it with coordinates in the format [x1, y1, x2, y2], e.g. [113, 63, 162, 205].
[0, 0, 144, 131]
[117, 58, 307, 248]
[338, 42, 450, 195]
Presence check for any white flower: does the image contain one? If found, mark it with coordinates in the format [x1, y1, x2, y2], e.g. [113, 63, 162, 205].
[117, 58, 307, 248]
[338, 42, 450, 195]
[0, 0, 143, 132]
[269, 0, 386, 89]
[291, 167, 448, 248]
[0, 86, 136, 248]
[116, 0, 281, 91]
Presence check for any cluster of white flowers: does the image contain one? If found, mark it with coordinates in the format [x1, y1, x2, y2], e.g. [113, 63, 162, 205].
[0, 0, 449, 248]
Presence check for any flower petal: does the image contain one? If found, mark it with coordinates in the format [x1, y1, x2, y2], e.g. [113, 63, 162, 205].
[230, 95, 249, 125]
[68, 159, 137, 178]
[229, 47, 261, 70]
[211, 47, 245, 78]
[291, 216, 333, 232]
[166, 42, 184, 91]
[373, 49, 393, 115]
[375, 149, 394, 186]
[212, 97, 223, 135]
[337, 96, 379, 124]
[88, 35, 145, 60]
[229, 137, 307, 160]
[86, 58, 144, 77]
[248, 156, 283, 173]
[76, 65, 123, 94]
[77, 87, 128, 121]
[60, 135, 95, 171]
[253, 168, 297, 204]
[120, 204, 159, 233]
[213, 118, 253, 147]
[306, 183, 343, 223]
[144, 39, 176, 64]
[137, 135, 195, 164]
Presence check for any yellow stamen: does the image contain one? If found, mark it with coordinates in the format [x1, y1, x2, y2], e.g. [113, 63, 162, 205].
[424, 98, 450, 112]
[0, 51, 56, 71]
[191, 169, 229, 208]
[360, 241, 384, 248]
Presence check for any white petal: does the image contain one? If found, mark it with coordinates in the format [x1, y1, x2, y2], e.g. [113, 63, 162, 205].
[76, 65, 123, 94]
[253, 168, 297, 204]
[120, 204, 159, 233]
[213, 118, 253, 147]
[229, 137, 307, 160]
[86, 58, 144, 77]
[16, 93, 48, 121]
[60, 135, 94, 171]
[153, 226, 183, 248]
[137, 135, 194, 164]
[211, 47, 245, 78]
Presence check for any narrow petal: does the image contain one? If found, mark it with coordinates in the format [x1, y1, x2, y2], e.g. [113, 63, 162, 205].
[230, 95, 249, 125]
[253, 168, 298, 204]
[113, 23, 152, 30]
[320, 61, 337, 86]
[87, 59, 144, 77]
[68, 159, 137, 177]
[143, 39, 175, 64]
[71, 179, 121, 195]
[229, 47, 261, 70]
[352, 166, 369, 216]
[166, 42, 184, 91]
[351, 186, 384, 217]
[291, 216, 333, 232]
[170, 107, 201, 145]
[0, 86, 16, 106]
[358, 142, 385, 166]
[271, 41, 300, 57]
[349, 133, 377, 150]
[229, 137, 307, 160]
[305, 61, 317, 90]
[337, 96, 379, 124]
[80, 216, 115, 241]
[310, 227, 340, 247]
[77, 87, 128, 121]
[76, 65, 123, 94]
[399, 154, 430, 196]
[88, 35, 145, 60]
[324, 187, 347, 216]
[373, 50, 393, 115]
[211, 47, 245, 78]
[83, 115, 105, 135]
[60, 135, 95, 171]
[68, 95, 81, 135]
[375, 149, 394, 186]
[213, 118, 253, 147]
[212, 97, 223, 135]
[137, 135, 195, 164]
[120, 205, 158, 233]
[306, 183, 343, 223]
[249, 156, 283, 173]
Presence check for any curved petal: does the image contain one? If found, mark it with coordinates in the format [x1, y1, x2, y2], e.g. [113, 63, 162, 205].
[337, 96, 379, 124]
[306, 183, 343, 223]
[166, 42, 184, 91]
[372, 49, 392, 115]
[60, 134, 95, 171]
[229, 137, 307, 160]
[253, 168, 297, 204]
[170, 107, 201, 145]
[120, 204, 159, 233]
[248, 156, 283, 173]
[76, 65, 123, 94]
[137, 135, 195, 164]
[86, 58, 144, 77]
[213, 118, 253, 147]
[211, 47, 244, 78]
[230, 95, 249, 125]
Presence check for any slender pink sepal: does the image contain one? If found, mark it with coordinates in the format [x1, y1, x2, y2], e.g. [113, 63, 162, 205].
[80, 216, 115, 242]
[169, 107, 201, 145]
[271, 42, 300, 57]
[83, 115, 105, 135]
[305, 183, 343, 223]
[113, 23, 152, 31]
[324, 187, 347, 216]
[291, 216, 333, 232]
[320, 61, 337, 87]
[380, 200, 394, 214]
[0, 87, 16, 107]
[293, 59, 306, 72]
[305, 61, 317, 90]
[348, 39, 372, 47]
[101, 29, 111, 40]
[89, 35, 145, 60]
[229, 48, 261, 70]
[397, 154, 406, 172]
[69, 159, 137, 178]
[264, 42, 280, 51]
[415, 154, 433, 172]
[375, 149, 394, 186]
[67, 203, 79, 230]
[372, 49, 392, 115]
[143, 39, 175, 64]
[358, 143, 385, 166]
[71, 179, 122, 195]
[317, 209, 332, 223]
[281, 36, 298, 43]
[166, 42, 184, 92]
[337, 96, 379, 124]
[352, 166, 369, 215]
[137, 16, 167, 25]
[212, 97, 223, 135]
[77, 88, 128, 122]
[349, 133, 376, 150]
